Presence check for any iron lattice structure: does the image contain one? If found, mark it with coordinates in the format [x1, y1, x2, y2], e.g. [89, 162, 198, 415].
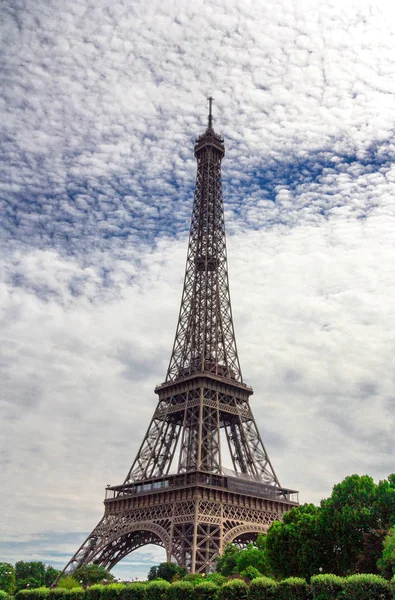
[60, 100, 298, 577]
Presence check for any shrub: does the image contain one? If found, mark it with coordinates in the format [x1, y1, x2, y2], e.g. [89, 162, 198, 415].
[167, 581, 194, 600]
[100, 584, 126, 600]
[310, 574, 345, 600]
[85, 584, 105, 600]
[277, 577, 310, 600]
[120, 583, 147, 600]
[181, 575, 205, 586]
[239, 567, 262, 581]
[248, 577, 278, 600]
[63, 590, 84, 600]
[342, 574, 391, 600]
[145, 580, 171, 600]
[193, 581, 219, 600]
[47, 590, 70, 600]
[217, 579, 248, 600]
[0, 592, 9, 600]
[57, 578, 81, 590]
[204, 575, 226, 587]
[15, 587, 50, 600]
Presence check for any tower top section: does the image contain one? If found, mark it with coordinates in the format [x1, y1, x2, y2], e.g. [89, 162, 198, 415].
[166, 102, 242, 385]
[194, 97, 225, 158]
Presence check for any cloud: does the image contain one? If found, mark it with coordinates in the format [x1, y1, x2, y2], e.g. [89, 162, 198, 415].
[1, 0, 395, 579]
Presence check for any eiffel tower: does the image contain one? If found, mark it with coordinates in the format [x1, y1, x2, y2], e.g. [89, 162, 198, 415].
[61, 100, 298, 576]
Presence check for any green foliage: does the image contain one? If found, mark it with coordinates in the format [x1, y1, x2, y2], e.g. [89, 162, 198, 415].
[204, 574, 226, 586]
[378, 525, 395, 579]
[63, 589, 85, 600]
[120, 583, 147, 600]
[192, 582, 218, 600]
[310, 574, 345, 600]
[47, 590, 70, 600]
[0, 562, 16, 594]
[15, 563, 46, 591]
[277, 577, 309, 600]
[216, 579, 248, 600]
[181, 575, 205, 585]
[100, 583, 125, 600]
[45, 567, 61, 589]
[239, 566, 262, 580]
[0, 591, 9, 600]
[215, 545, 239, 576]
[148, 565, 187, 584]
[248, 576, 278, 600]
[342, 573, 391, 600]
[73, 565, 114, 586]
[85, 584, 105, 600]
[167, 581, 194, 600]
[57, 577, 81, 590]
[15, 587, 50, 600]
[145, 580, 171, 600]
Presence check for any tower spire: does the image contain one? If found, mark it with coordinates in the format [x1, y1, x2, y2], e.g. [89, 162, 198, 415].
[208, 96, 213, 130]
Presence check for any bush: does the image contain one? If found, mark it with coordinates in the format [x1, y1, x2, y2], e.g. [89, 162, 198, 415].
[277, 577, 310, 600]
[15, 588, 50, 600]
[239, 567, 262, 581]
[0, 592, 9, 600]
[248, 576, 277, 600]
[193, 582, 219, 600]
[342, 574, 391, 599]
[181, 575, 205, 586]
[167, 581, 194, 600]
[85, 585, 105, 600]
[120, 583, 147, 600]
[204, 575, 226, 587]
[63, 590, 84, 600]
[47, 590, 70, 600]
[145, 580, 171, 600]
[57, 578, 81, 590]
[217, 579, 248, 600]
[100, 584, 126, 600]
[310, 574, 345, 600]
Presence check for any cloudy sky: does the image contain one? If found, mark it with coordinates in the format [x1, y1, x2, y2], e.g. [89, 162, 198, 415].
[1, 0, 395, 581]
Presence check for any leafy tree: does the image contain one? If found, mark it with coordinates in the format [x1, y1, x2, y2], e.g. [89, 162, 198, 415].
[0, 563, 16, 594]
[15, 562, 46, 591]
[266, 503, 323, 580]
[57, 576, 82, 589]
[44, 566, 61, 588]
[235, 534, 271, 577]
[72, 564, 114, 586]
[377, 525, 395, 579]
[147, 563, 187, 583]
[215, 543, 240, 576]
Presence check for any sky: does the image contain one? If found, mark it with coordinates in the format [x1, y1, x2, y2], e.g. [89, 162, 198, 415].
[1, 0, 395, 582]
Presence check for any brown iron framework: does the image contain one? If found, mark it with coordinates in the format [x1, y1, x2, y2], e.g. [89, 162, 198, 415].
[59, 100, 298, 578]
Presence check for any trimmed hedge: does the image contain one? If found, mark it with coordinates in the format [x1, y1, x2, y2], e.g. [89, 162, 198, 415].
[277, 577, 310, 600]
[167, 582, 194, 600]
[193, 582, 218, 600]
[85, 586, 104, 600]
[310, 574, 345, 600]
[217, 579, 248, 600]
[120, 584, 147, 600]
[249, 576, 278, 600]
[342, 574, 391, 600]
[145, 580, 171, 600]
[101, 585, 125, 600]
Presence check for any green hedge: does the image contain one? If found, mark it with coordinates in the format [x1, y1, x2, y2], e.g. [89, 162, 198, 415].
[342, 574, 391, 600]
[277, 577, 310, 600]
[120, 583, 147, 600]
[145, 580, 171, 600]
[101, 585, 125, 600]
[193, 581, 218, 600]
[85, 585, 104, 600]
[249, 576, 278, 600]
[310, 574, 345, 600]
[167, 581, 194, 600]
[217, 579, 248, 600]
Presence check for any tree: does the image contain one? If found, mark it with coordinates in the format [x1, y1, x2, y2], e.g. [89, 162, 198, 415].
[235, 535, 271, 577]
[15, 561, 46, 591]
[72, 564, 114, 585]
[0, 563, 16, 594]
[377, 525, 395, 579]
[265, 503, 322, 580]
[147, 562, 187, 582]
[44, 566, 61, 588]
[216, 543, 240, 576]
